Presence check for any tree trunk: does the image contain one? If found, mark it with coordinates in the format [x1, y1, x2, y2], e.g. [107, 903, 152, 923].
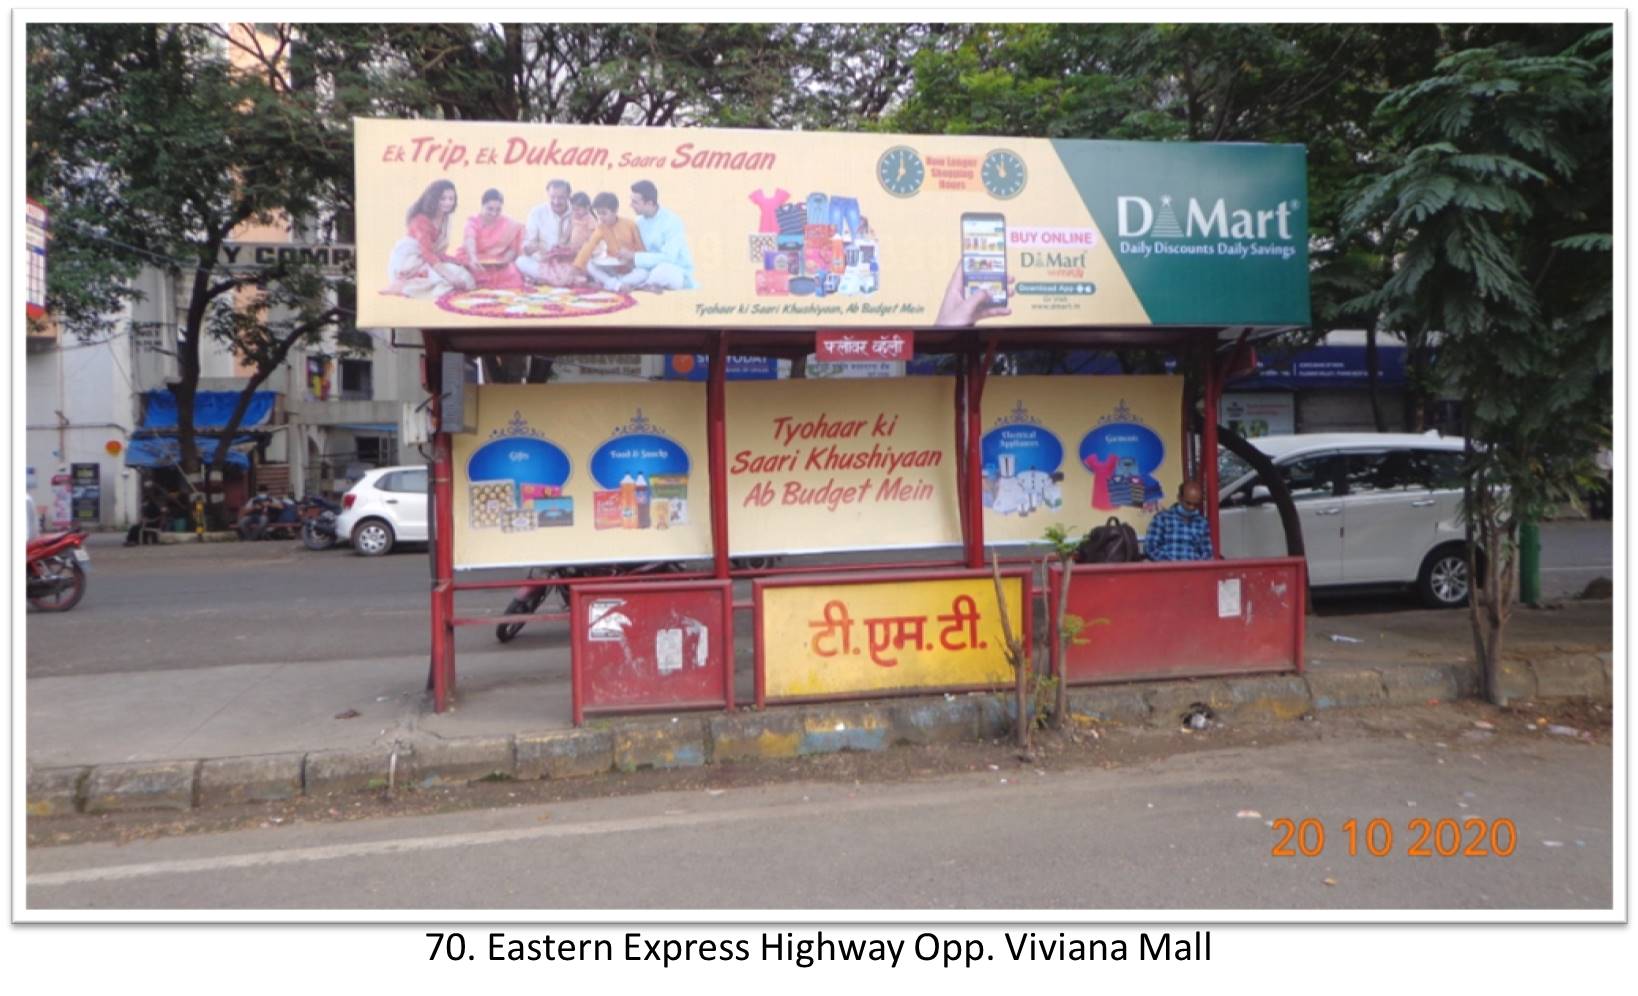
[1191, 412, 1305, 558]
[989, 550, 1030, 752]
[1051, 555, 1072, 729]
[1365, 323, 1387, 432]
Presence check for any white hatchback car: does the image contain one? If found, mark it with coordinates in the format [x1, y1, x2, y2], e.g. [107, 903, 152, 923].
[1217, 433, 1475, 607]
[336, 465, 429, 556]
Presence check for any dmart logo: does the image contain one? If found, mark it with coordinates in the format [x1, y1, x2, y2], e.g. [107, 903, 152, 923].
[1117, 194, 1300, 241]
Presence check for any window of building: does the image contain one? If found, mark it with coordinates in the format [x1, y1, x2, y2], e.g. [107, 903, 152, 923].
[355, 435, 388, 467]
[340, 358, 373, 401]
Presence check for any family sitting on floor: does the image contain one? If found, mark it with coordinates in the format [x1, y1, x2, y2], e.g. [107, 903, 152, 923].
[383, 178, 696, 298]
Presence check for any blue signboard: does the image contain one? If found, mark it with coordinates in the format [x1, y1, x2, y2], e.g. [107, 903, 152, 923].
[663, 354, 780, 381]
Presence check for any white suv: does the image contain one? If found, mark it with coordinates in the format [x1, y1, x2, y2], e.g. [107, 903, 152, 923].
[336, 465, 429, 556]
[1218, 433, 1474, 607]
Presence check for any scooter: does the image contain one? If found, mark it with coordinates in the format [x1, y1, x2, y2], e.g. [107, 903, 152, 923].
[27, 530, 90, 612]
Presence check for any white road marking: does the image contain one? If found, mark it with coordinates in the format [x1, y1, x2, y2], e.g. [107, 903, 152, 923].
[28, 781, 1033, 889]
[29, 808, 770, 888]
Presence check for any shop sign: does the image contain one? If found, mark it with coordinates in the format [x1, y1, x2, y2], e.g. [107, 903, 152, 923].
[451, 383, 712, 569]
[980, 376, 1183, 544]
[218, 241, 355, 272]
[353, 119, 1310, 332]
[757, 572, 1027, 701]
[814, 330, 913, 363]
[70, 463, 101, 524]
[1220, 393, 1294, 438]
[725, 378, 960, 556]
[663, 354, 781, 380]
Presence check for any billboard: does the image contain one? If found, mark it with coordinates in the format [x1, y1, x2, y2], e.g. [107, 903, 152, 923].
[725, 378, 961, 556]
[451, 382, 712, 569]
[26, 198, 48, 321]
[979, 375, 1183, 544]
[354, 119, 1309, 332]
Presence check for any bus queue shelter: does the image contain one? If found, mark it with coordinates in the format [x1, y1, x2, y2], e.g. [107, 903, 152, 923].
[354, 119, 1312, 715]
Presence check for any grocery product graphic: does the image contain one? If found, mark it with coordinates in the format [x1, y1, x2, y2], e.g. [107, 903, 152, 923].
[464, 412, 573, 528]
[588, 410, 692, 532]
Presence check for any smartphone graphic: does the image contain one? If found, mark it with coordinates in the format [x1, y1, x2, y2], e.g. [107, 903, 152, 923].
[961, 212, 1007, 306]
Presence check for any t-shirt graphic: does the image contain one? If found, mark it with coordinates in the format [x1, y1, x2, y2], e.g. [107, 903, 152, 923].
[1083, 453, 1118, 509]
[749, 189, 790, 233]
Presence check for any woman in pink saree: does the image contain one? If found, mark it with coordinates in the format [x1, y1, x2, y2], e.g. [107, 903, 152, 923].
[384, 179, 476, 298]
[454, 188, 527, 291]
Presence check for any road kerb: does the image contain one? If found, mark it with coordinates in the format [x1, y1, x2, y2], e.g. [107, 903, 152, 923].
[26, 653, 1613, 817]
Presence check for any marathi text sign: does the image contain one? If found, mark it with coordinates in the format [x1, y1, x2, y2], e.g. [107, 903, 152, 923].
[979, 375, 1183, 544]
[725, 378, 961, 556]
[451, 382, 712, 569]
[353, 118, 1309, 331]
[756, 572, 1028, 702]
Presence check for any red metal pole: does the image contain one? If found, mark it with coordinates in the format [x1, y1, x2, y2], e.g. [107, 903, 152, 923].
[964, 348, 992, 569]
[954, 357, 969, 546]
[708, 331, 730, 580]
[426, 336, 456, 711]
[1202, 341, 1222, 559]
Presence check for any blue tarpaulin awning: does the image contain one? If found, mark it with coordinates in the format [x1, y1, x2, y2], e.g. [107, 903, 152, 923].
[141, 390, 277, 431]
[125, 433, 254, 470]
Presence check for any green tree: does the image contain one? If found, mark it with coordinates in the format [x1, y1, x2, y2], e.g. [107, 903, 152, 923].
[1344, 29, 1612, 702]
[27, 23, 351, 508]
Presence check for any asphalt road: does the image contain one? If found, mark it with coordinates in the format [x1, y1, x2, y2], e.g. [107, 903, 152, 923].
[25, 521, 1611, 679]
[26, 710, 1612, 910]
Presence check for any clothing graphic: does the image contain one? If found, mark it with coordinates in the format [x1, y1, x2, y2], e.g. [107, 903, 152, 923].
[748, 188, 791, 233]
[827, 196, 863, 241]
[1084, 453, 1118, 509]
[748, 233, 777, 263]
[1143, 504, 1213, 561]
[775, 202, 807, 235]
[633, 207, 697, 289]
[455, 213, 525, 290]
[568, 213, 596, 254]
[805, 192, 829, 227]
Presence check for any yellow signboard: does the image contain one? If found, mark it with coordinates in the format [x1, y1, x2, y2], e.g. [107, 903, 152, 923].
[725, 378, 961, 556]
[979, 375, 1183, 544]
[451, 382, 713, 569]
[759, 574, 1026, 700]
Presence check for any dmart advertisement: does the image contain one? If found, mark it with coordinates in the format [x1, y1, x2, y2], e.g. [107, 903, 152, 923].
[354, 119, 1309, 331]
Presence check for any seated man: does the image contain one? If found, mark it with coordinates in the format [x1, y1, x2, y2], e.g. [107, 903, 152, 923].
[1143, 480, 1213, 561]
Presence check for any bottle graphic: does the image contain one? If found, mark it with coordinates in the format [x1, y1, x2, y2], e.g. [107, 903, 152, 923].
[619, 474, 637, 529]
[634, 474, 651, 529]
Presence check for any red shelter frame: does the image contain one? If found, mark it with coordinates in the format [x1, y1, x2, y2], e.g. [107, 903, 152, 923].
[418, 325, 1285, 713]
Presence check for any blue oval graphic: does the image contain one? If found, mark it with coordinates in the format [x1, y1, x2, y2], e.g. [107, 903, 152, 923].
[1079, 421, 1167, 508]
[589, 432, 691, 489]
[980, 423, 1064, 478]
[466, 436, 572, 489]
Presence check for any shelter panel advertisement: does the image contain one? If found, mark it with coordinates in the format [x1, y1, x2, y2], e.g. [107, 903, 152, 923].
[979, 375, 1183, 544]
[451, 382, 712, 569]
[353, 119, 1309, 331]
[571, 580, 734, 724]
[724, 378, 962, 556]
[757, 573, 1027, 701]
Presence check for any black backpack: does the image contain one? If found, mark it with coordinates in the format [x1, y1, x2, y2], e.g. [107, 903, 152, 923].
[1075, 516, 1141, 564]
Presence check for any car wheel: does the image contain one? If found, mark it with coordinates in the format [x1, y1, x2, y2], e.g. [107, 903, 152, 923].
[352, 518, 395, 557]
[1417, 545, 1472, 608]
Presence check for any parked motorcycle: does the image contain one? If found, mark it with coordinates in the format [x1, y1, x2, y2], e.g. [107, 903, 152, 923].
[299, 496, 342, 551]
[27, 530, 90, 612]
[495, 560, 684, 643]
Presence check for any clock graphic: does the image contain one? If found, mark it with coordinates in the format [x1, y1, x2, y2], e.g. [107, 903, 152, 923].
[981, 148, 1028, 199]
[877, 145, 926, 198]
